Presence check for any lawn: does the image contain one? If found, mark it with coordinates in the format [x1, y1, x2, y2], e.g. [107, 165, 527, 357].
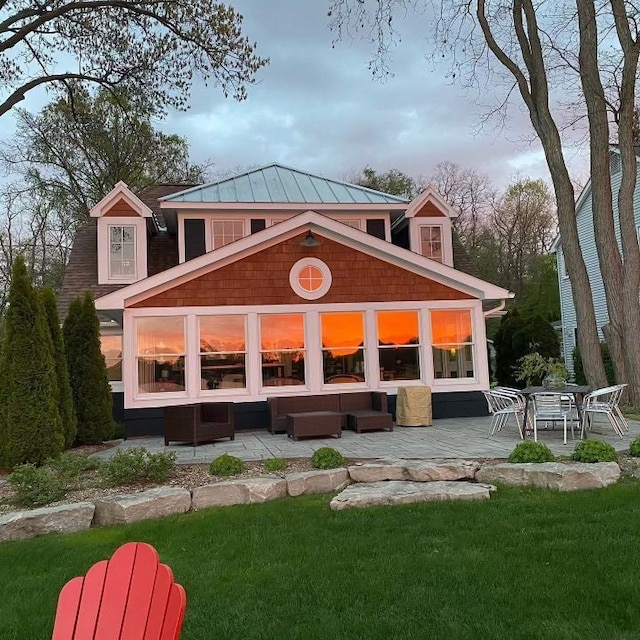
[2, 483, 640, 640]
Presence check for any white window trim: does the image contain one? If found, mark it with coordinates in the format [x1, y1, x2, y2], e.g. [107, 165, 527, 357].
[289, 258, 332, 300]
[409, 217, 454, 267]
[121, 300, 489, 409]
[97, 217, 148, 285]
[559, 250, 568, 279]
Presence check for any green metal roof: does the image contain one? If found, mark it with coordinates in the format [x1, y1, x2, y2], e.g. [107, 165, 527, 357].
[159, 163, 409, 205]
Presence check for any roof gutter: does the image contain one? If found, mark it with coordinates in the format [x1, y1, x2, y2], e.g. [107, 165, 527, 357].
[483, 300, 507, 318]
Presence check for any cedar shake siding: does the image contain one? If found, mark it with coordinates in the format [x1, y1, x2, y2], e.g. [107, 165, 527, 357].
[103, 198, 139, 217]
[131, 234, 473, 309]
[414, 201, 446, 217]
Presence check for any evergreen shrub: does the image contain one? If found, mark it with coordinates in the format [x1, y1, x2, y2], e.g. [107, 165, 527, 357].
[264, 457, 288, 473]
[310, 447, 346, 469]
[209, 454, 245, 476]
[629, 436, 640, 457]
[98, 447, 177, 486]
[508, 441, 555, 463]
[571, 439, 617, 463]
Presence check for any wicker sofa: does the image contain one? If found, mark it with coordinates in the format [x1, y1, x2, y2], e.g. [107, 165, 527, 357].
[267, 391, 392, 436]
[164, 403, 234, 446]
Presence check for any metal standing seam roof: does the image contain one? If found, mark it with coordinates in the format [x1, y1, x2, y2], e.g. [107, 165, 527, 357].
[158, 163, 410, 205]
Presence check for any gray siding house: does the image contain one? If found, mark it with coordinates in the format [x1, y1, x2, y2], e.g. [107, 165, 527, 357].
[553, 149, 635, 374]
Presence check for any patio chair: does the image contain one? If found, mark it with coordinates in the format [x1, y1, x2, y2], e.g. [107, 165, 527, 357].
[494, 387, 526, 411]
[483, 390, 524, 439]
[51, 541, 186, 640]
[581, 384, 628, 439]
[530, 392, 574, 444]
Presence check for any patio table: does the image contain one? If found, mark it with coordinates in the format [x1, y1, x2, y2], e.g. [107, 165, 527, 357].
[521, 385, 591, 437]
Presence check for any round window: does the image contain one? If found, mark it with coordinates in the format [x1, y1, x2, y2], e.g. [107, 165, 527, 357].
[289, 258, 332, 300]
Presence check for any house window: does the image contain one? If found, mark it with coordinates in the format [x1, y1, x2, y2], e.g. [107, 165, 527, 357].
[431, 309, 474, 379]
[260, 314, 306, 387]
[199, 316, 246, 390]
[321, 312, 366, 384]
[109, 225, 136, 278]
[420, 226, 443, 262]
[212, 220, 244, 249]
[136, 317, 186, 393]
[100, 335, 122, 382]
[289, 258, 332, 300]
[376, 311, 421, 381]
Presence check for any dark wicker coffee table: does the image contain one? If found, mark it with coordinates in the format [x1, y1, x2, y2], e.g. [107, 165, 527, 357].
[346, 410, 394, 433]
[286, 411, 342, 440]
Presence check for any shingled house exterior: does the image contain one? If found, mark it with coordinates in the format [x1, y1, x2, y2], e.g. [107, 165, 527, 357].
[60, 164, 512, 436]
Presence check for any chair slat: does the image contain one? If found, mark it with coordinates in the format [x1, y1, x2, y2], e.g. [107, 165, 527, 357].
[93, 543, 137, 640]
[144, 564, 174, 640]
[51, 577, 84, 640]
[73, 561, 109, 639]
[119, 544, 162, 640]
[159, 584, 187, 640]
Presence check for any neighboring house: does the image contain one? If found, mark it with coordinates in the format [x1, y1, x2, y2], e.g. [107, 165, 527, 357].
[59, 164, 512, 436]
[553, 148, 631, 375]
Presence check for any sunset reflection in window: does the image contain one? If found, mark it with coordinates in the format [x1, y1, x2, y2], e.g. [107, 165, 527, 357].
[377, 311, 420, 381]
[321, 312, 365, 383]
[136, 317, 185, 393]
[431, 310, 474, 379]
[260, 314, 306, 386]
[199, 316, 246, 390]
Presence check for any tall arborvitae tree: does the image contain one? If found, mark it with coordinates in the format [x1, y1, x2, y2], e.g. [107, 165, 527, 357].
[64, 292, 114, 444]
[0, 256, 63, 466]
[41, 287, 77, 448]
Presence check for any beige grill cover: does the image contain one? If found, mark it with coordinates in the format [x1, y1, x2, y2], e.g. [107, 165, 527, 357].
[396, 386, 432, 426]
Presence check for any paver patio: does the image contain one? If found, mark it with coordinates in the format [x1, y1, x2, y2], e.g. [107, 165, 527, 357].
[93, 415, 640, 464]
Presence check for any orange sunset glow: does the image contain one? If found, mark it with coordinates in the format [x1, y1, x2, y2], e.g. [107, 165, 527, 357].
[321, 312, 363, 357]
[260, 314, 305, 350]
[137, 317, 184, 355]
[377, 311, 419, 345]
[431, 310, 472, 345]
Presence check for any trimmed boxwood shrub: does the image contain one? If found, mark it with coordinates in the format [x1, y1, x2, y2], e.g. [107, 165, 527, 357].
[571, 439, 617, 463]
[209, 453, 245, 476]
[508, 441, 555, 463]
[310, 447, 346, 469]
[264, 458, 288, 473]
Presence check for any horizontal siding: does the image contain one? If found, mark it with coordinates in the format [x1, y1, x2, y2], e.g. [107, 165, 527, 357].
[559, 166, 640, 370]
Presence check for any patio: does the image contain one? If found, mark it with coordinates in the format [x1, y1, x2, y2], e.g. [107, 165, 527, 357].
[94, 414, 640, 464]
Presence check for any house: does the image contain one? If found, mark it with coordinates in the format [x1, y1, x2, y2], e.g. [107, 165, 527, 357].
[552, 148, 629, 376]
[59, 164, 513, 436]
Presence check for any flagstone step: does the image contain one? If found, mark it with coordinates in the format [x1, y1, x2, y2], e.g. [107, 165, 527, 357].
[330, 480, 495, 511]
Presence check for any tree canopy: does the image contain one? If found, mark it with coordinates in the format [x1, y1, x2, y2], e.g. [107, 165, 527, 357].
[0, 1, 267, 119]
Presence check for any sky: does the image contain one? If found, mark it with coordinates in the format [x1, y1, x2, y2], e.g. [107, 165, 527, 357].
[0, 1, 590, 192]
[159, 0, 588, 190]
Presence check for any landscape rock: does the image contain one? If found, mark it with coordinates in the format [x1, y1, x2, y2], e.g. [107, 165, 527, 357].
[93, 487, 191, 526]
[0, 502, 94, 542]
[330, 480, 494, 510]
[286, 469, 350, 496]
[476, 462, 621, 491]
[348, 459, 480, 483]
[192, 477, 287, 509]
[404, 459, 481, 482]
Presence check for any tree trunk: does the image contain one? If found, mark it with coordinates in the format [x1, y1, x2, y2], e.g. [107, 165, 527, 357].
[576, 2, 627, 389]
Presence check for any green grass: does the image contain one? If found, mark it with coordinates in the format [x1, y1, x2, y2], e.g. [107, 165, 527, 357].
[2, 484, 640, 639]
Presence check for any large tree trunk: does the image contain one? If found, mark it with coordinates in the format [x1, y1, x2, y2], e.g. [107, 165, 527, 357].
[476, 0, 608, 388]
[576, 2, 628, 390]
[611, 0, 640, 406]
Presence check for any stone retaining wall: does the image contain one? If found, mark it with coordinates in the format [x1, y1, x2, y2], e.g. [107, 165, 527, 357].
[0, 459, 623, 542]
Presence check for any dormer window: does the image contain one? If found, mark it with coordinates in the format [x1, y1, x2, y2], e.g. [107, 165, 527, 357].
[90, 181, 152, 285]
[109, 225, 137, 278]
[419, 225, 443, 262]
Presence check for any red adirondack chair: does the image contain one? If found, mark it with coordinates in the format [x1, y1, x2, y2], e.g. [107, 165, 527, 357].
[51, 542, 187, 640]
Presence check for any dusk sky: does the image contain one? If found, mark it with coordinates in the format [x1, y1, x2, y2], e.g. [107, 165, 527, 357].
[0, 1, 591, 192]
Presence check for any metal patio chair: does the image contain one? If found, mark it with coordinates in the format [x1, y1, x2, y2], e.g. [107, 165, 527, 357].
[530, 392, 575, 445]
[581, 384, 628, 439]
[483, 390, 524, 439]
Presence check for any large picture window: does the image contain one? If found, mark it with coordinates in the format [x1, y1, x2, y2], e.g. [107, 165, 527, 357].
[431, 310, 474, 379]
[260, 314, 306, 386]
[420, 226, 443, 262]
[136, 317, 186, 393]
[376, 311, 421, 381]
[212, 220, 244, 249]
[321, 312, 365, 384]
[100, 335, 122, 382]
[109, 225, 136, 278]
[199, 316, 246, 390]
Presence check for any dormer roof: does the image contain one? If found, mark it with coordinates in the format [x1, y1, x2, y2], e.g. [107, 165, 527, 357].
[89, 181, 153, 219]
[404, 185, 460, 219]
